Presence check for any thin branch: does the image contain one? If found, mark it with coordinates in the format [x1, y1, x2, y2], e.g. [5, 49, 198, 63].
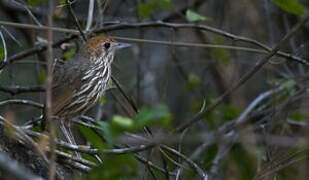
[66, 0, 87, 42]
[0, 20, 308, 68]
[0, 99, 44, 109]
[133, 154, 177, 177]
[161, 145, 208, 179]
[0, 85, 44, 95]
[0, 116, 50, 168]
[46, 1, 56, 179]
[11, 0, 42, 26]
[176, 14, 309, 132]
[0, 25, 22, 47]
[111, 76, 138, 113]
[85, 0, 95, 31]
[0, 29, 7, 63]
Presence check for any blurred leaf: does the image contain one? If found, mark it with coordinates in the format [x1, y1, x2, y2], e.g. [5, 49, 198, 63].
[0, 47, 4, 61]
[272, 0, 305, 16]
[289, 111, 304, 121]
[109, 115, 135, 136]
[187, 73, 201, 90]
[79, 125, 107, 149]
[282, 79, 297, 96]
[186, 9, 209, 22]
[100, 104, 172, 140]
[230, 145, 255, 180]
[138, 0, 172, 18]
[210, 36, 231, 64]
[105, 79, 116, 91]
[282, 79, 296, 90]
[28, 0, 47, 6]
[38, 69, 46, 84]
[98, 96, 107, 105]
[89, 154, 138, 180]
[223, 104, 241, 120]
[63, 47, 77, 61]
[134, 104, 172, 128]
[206, 103, 240, 129]
[203, 145, 218, 169]
[98, 121, 114, 144]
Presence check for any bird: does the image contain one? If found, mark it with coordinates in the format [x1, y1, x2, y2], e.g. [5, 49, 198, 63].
[51, 35, 130, 149]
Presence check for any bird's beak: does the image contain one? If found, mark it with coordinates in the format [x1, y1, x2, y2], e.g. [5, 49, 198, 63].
[114, 42, 131, 50]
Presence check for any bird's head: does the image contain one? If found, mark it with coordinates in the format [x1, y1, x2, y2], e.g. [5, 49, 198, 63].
[85, 35, 130, 63]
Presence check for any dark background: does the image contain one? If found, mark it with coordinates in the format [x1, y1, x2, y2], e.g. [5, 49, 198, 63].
[0, 0, 309, 179]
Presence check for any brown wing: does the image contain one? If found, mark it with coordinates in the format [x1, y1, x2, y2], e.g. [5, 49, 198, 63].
[51, 56, 89, 116]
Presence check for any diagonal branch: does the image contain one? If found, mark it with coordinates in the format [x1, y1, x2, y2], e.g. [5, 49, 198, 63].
[176, 14, 309, 132]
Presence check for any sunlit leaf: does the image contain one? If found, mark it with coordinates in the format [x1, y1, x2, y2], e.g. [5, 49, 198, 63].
[110, 115, 135, 136]
[186, 9, 209, 22]
[272, 0, 305, 16]
[99, 104, 172, 140]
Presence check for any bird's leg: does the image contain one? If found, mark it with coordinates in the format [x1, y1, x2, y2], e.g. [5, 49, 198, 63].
[60, 119, 81, 159]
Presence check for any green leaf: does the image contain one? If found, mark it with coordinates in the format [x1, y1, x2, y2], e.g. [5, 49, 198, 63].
[289, 112, 304, 121]
[138, 0, 172, 18]
[134, 104, 172, 128]
[281, 79, 297, 96]
[100, 104, 171, 139]
[222, 104, 241, 120]
[272, 0, 305, 16]
[63, 47, 77, 61]
[231, 145, 255, 180]
[186, 9, 209, 22]
[89, 154, 138, 180]
[97, 121, 114, 144]
[110, 116, 135, 135]
[79, 125, 107, 149]
[282, 79, 296, 90]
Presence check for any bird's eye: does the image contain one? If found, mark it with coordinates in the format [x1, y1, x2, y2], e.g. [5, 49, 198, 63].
[104, 42, 110, 50]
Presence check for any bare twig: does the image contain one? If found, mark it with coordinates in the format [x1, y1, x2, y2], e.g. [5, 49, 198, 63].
[161, 145, 208, 179]
[176, 14, 309, 132]
[0, 116, 50, 167]
[46, 1, 56, 179]
[85, 0, 95, 31]
[11, 0, 42, 26]
[0, 99, 44, 109]
[0, 29, 7, 64]
[66, 0, 87, 42]
[0, 85, 44, 95]
[0, 20, 308, 70]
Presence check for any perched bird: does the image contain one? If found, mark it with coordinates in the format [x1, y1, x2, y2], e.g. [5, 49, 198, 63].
[51, 35, 130, 146]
